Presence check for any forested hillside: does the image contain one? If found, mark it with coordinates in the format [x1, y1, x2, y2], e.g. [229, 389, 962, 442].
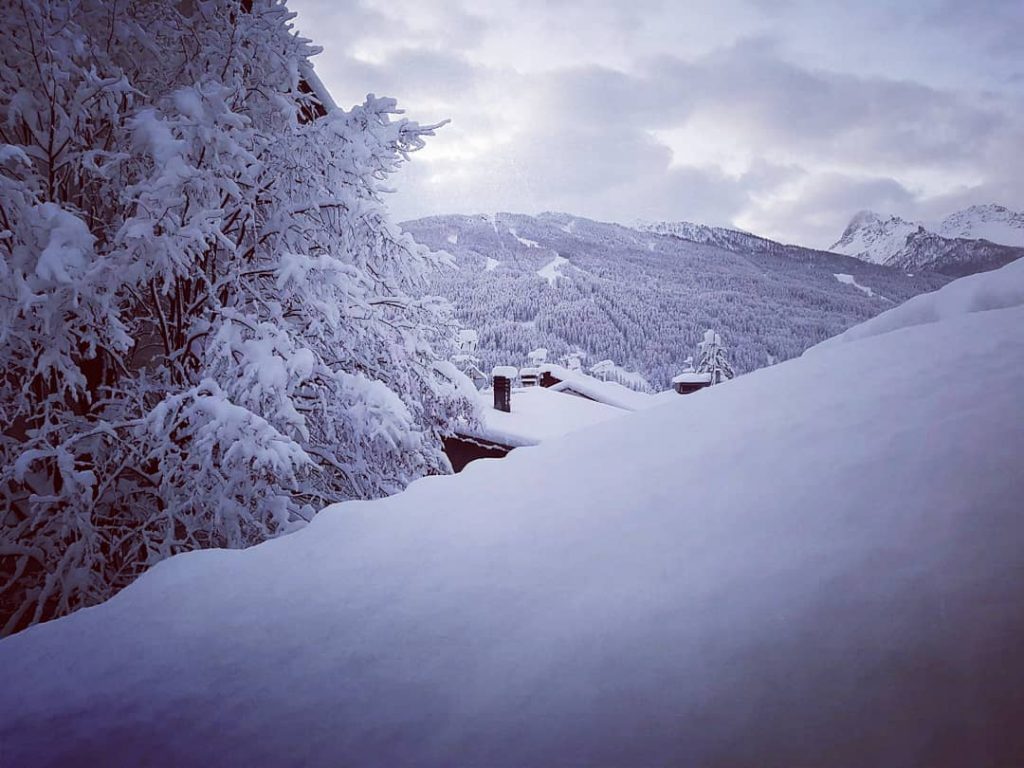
[404, 212, 949, 388]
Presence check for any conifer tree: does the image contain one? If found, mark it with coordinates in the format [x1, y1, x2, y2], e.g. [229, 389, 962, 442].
[696, 330, 735, 384]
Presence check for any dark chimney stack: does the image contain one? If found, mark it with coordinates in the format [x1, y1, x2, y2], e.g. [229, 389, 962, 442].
[491, 367, 516, 412]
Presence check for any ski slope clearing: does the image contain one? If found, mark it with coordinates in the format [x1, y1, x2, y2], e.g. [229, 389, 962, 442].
[2, 265, 1023, 766]
[537, 253, 570, 284]
[834, 271, 878, 297]
[508, 228, 540, 248]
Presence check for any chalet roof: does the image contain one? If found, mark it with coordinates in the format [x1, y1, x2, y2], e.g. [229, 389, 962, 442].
[540, 364, 654, 411]
[461, 387, 628, 448]
[299, 65, 338, 112]
[672, 372, 713, 385]
[460, 364, 678, 449]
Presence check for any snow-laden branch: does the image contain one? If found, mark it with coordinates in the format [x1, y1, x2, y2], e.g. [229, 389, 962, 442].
[0, 0, 475, 635]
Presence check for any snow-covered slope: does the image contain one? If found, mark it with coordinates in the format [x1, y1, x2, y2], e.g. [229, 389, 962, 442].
[812, 255, 1024, 352]
[832, 206, 1024, 276]
[635, 219, 774, 253]
[938, 203, 1024, 247]
[2, 264, 1024, 767]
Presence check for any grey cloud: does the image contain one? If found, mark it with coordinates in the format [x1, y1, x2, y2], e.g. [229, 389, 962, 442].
[291, 0, 1024, 248]
[659, 39, 1006, 167]
[743, 173, 917, 247]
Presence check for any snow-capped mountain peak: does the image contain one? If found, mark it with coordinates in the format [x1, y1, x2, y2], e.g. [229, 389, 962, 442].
[830, 210, 922, 265]
[830, 205, 1024, 276]
[937, 204, 1024, 247]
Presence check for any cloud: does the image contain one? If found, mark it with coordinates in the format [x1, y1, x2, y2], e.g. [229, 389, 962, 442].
[290, 0, 1024, 249]
[737, 172, 917, 247]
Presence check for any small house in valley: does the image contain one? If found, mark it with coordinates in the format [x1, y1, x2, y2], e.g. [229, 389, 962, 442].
[671, 372, 713, 395]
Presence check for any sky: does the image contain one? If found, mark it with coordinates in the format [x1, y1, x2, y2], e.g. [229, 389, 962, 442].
[288, 0, 1024, 249]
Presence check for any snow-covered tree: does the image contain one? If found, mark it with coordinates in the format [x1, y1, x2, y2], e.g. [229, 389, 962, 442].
[696, 330, 735, 384]
[451, 329, 486, 387]
[0, 0, 473, 634]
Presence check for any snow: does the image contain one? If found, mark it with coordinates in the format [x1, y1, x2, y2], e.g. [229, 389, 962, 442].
[537, 254, 570, 285]
[31, 203, 95, 283]
[635, 219, 767, 253]
[1, 0, 473, 631]
[490, 365, 519, 379]
[464, 386, 629, 447]
[966, 222, 1024, 246]
[833, 272, 879, 298]
[508, 227, 540, 248]
[830, 205, 1024, 275]
[671, 372, 712, 384]
[483, 256, 499, 271]
[456, 329, 478, 351]
[446, 232, 458, 245]
[542, 363, 654, 410]
[812, 257, 1024, 352]
[949, 220, 1024, 247]
[3, 273, 1024, 765]
[830, 210, 920, 264]
[405, 211, 947, 389]
[937, 204, 1024, 247]
[299, 66, 339, 113]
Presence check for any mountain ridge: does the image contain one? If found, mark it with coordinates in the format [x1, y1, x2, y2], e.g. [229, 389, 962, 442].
[830, 204, 1024, 276]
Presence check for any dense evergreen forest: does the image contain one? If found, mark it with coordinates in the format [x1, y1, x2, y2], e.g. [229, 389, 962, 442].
[404, 212, 949, 388]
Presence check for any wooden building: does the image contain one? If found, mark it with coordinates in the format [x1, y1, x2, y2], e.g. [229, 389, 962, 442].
[671, 372, 713, 395]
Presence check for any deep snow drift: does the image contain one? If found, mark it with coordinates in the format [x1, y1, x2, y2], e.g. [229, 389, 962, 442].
[812, 256, 1024, 351]
[2, 266, 1024, 766]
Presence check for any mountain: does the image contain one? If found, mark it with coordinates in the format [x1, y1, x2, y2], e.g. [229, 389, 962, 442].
[938, 203, 1024, 247]
[404, 212, 948, 388]
[3, 260, 1023, 767]
[829, 211, 922, 266]
[831, 206, 1024, 277]
[635, 219, 781, 254]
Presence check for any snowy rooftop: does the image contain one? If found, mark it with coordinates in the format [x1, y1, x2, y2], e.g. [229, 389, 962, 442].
[671, 372, 713, 384]
[541, 363, 655, 411]
[463, 386, 630, 447]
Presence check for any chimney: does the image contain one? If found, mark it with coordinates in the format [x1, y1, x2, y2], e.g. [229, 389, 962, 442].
[491, 366, 517, 412]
